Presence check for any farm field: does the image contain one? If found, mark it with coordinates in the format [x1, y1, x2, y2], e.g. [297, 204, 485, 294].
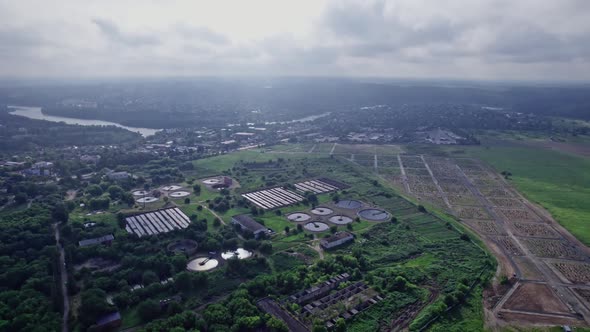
[458, 144, 590, 246]
[387, 152, 590, 327]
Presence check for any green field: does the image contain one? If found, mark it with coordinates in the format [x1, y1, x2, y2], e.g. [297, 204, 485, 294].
[457, 144, 590, 246]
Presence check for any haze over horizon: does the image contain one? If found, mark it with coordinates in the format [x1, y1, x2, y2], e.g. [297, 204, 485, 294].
[1, 0, 590, 81]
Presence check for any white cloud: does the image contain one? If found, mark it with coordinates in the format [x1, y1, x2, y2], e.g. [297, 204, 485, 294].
[0, 0, 589, 80]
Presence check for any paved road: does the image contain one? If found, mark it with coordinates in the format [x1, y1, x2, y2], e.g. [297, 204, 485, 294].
[53, 224, 69, 332]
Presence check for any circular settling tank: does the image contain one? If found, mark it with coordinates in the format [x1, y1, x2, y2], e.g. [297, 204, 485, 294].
[187, 257, 219, 271]
[329, 215, 353, 225]
[136, 196, 158, 203]
[304, 222, 330, 232]
[169, 191, 190, 198]
[358, 209, 390, 221]
[132, 190, 149, 197]
[311, 207, 333, 216]
[162, 185, 182, 191]
[336, 200, 362, 209]
[221, 248, 253, 260]
[203, 178, 220, 185]
[287, 212, 312, 222]
[168, 239, 198, 253]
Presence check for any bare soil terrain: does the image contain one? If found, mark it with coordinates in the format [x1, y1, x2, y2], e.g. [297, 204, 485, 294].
[381, 154, 590, 329]
[503, 283, 571, 314]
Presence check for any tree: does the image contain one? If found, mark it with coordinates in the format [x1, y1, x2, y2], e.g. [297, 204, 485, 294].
[107, 185, 124, 200]
[78, 288, 114, 326]
[86, 184, 103, 197]
[243, 239, 259, 251]
[193, 184, 201, 195]
[174, 272, 193, 292]
[171, 255, 188, 273]
[334, 318, 346, 332]
[312, 320, 328, 332]
[225, 257, 245, 276]
[391, 276, 408, 291]
[203, 303, 230, 326]
[391, 216, 398, 223]
[137, 299, 161, 322]
[332, 194, 340, 203]
[330, 226, 337, 234]
[306, 193, 318, 205]
[89, 197, 110, 210]
[121, 192, 135, 206]
[418, 205, 426, 213]
[259, 241, 272, 254]
[235, 316, 262, 330]
[267, 317, 288, 332]
[184, 197, 190, 204]
[223, 238, 239, 250]
[142, 270, 159, 285]
[52, 203, 69, 223]
[14, 192, 28, 205]
[166, 302, 183, 316]
[284, 226, 290, 234]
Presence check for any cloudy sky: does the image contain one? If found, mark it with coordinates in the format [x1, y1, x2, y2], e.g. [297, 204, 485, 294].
[1, 0, 589, 81]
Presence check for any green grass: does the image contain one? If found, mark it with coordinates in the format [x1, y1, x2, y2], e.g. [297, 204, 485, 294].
[267, 143, 315, 153]
[427, 285, 485, 332]
[120, 307, 141, 329]
[403, 253, 436, 268]
[459, 144, 590, 245]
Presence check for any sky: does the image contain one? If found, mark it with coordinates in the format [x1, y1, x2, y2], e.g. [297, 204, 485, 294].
[0, 0, 589, 81]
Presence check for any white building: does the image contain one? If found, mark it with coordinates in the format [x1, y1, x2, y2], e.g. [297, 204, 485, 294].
[320, 232, 354, 249]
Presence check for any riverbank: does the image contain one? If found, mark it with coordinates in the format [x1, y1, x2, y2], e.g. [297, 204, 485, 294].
[8, 106, 160, 137]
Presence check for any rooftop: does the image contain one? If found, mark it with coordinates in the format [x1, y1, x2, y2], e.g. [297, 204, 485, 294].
[322, 232, 354, 244]
[79, 234, 114, 247]
[232, 214, 266, 233]
[96, 311, 121, 326]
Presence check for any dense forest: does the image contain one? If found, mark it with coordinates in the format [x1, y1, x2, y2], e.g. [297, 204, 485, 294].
[0, 202, 64, 331]
[0, 105, 141, 152]
[0, 79, 589, 129]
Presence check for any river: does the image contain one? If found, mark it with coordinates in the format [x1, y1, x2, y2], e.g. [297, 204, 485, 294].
[264, 112, 331, 125]
[8, 106, 160, 137]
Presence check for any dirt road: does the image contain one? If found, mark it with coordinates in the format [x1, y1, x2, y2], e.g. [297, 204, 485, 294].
[53, 224, 69, 332]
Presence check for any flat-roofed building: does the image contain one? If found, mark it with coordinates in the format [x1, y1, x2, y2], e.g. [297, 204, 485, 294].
[79, 234, 114, 247]
[231, 214, 267, 238]
[320, 232, 354, 249]
[94, 311, 121, 331]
